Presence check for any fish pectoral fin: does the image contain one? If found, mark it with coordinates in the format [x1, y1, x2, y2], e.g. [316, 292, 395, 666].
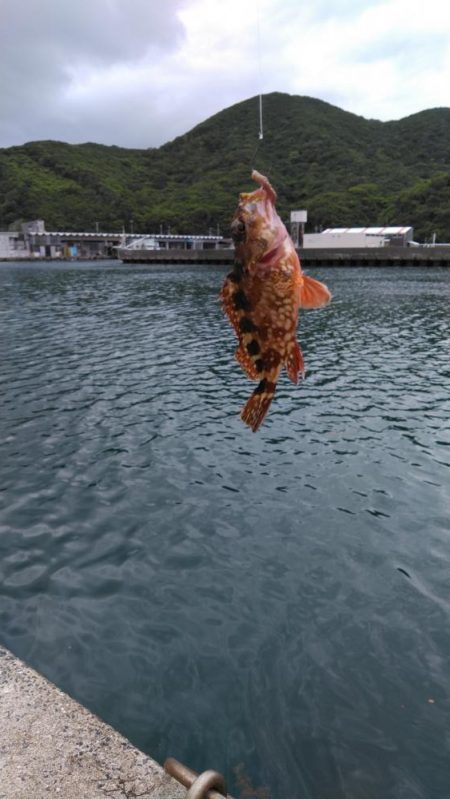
[286, 341, 305, 384]
[220, 273, 245, 339]
[299, 275, 332, 309]
[235, 344, 259, 380]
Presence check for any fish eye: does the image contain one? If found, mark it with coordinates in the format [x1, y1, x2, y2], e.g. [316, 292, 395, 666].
[232, 219, 246, 233]
[231, 217, 247, 243]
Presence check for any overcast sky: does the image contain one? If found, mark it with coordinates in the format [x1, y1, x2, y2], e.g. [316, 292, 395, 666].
[1, 0, 450, 150]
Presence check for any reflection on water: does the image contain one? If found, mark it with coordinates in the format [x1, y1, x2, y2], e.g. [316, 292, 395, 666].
[1, 261, 450, 799]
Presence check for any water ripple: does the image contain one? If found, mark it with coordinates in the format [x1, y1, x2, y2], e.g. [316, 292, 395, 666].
[1, 262, 450, 798]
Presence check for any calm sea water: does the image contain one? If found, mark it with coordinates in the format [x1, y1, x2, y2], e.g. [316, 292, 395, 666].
[1, 260, 449, 799]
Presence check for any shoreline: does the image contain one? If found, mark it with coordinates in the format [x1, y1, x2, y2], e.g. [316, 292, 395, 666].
[117, 245, 450, 267]
[2, 245, 450, 266]
[0, 645, 185, 799]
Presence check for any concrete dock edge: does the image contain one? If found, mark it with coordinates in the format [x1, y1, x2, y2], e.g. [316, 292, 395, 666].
[0, 645, 185, 799]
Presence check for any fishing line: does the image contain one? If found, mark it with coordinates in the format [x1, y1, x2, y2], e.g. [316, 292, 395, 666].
[250, 0, 264, 167]
[256, 0, 264, 141]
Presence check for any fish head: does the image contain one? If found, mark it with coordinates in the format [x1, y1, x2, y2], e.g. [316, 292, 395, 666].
[231, 171, 284, 264]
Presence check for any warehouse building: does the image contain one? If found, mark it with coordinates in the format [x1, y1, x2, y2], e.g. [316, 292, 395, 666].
[303, 226, 414, 249]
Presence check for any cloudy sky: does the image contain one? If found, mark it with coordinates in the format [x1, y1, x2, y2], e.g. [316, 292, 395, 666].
[1, 0, 450, 149]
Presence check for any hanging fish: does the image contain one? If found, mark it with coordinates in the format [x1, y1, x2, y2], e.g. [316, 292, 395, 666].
[221, 170, 331, 432]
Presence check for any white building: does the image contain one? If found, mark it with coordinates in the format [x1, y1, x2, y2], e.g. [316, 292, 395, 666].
[21, 219, 46, 235]
[0, 231, 30, 259]
[303, 226, 414, 249]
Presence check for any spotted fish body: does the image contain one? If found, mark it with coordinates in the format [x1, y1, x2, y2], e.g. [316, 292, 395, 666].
[221, 170, 331, 432]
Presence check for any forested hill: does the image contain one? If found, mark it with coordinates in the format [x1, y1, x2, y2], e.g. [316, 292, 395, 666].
[1, 92, 450, 241]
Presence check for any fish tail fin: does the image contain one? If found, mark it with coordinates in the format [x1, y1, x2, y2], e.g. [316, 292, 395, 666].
[240, 374, 279, 432]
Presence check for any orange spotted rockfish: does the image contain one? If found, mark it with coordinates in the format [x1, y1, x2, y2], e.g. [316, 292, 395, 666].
[221, 170, 331, 432]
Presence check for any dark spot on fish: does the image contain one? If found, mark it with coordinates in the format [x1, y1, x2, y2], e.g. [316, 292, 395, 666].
[239, 317, 257, 333]
[223, 262, 242, 292]
[253, 377, 276, 394]
[231, 219, 246, 244]
[254, 379, 267, 395]
[397, 567, 411, 579]
[254, 379, 276, 395]
[233, 290, 251, 312]
[254, 358, 264, 372]
[232, 261, 244, 279]
[246, 339, 260, 355]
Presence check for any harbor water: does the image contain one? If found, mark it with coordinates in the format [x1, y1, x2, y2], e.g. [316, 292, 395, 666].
[1, 261, 449, 799]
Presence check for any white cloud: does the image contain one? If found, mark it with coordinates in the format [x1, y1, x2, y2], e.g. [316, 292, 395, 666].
[0, 0, 449, 148]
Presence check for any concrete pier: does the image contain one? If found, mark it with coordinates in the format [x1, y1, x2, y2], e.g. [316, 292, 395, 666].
[118, 244, 450, 266]
[0, 646, 185, 799]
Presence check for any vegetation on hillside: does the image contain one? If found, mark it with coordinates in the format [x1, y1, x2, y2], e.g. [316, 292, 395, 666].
[1, 93, 450, 241]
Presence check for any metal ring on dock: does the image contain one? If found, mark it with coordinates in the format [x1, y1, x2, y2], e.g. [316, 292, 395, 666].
[186, 769, 227, 798]
[164, 757, 228, 798]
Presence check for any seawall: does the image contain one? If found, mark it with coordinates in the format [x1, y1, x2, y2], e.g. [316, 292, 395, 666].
[0, 645, 185, 799]
[118, 245, 450, 266]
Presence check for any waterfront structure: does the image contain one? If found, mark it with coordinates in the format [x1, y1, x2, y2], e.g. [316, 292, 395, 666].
[118, 243, 450, 266]
[26, 222, 123, 259]
[0, 220, 233, 260]
[290, 209, 308, 247]
[117, 233, 232, 263]
[0, 230, 30, 259]
[303, 226, 414, 248]
[0, 645, 185, 799]
[4, 218, 450, 266]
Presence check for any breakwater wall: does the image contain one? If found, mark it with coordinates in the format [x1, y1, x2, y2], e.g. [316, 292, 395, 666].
[118, 245, 450, 266]
[300, 246, 450, 266]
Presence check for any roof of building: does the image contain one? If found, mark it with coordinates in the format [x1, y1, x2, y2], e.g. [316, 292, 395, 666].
[321, 227, 413, 235]
[31, 231, 227, 241]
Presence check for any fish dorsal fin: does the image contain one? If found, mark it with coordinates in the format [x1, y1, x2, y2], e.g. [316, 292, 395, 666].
[300, 275, 332, 309]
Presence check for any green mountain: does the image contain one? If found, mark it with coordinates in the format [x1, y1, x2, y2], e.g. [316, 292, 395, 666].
[1, 92, 450, 241]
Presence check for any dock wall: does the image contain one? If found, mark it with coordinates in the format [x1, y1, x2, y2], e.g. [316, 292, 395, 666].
[118, 245, 450, 267]
[0, 645, 184, 799]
